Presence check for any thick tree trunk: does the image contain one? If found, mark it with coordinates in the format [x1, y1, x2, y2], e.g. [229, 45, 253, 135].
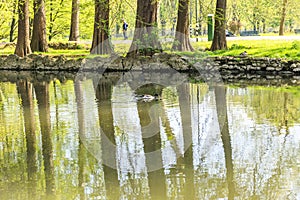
[15, 0, 32, 57]
[128, 0, 162, 56]
[69, 0, 80, 41]
[172, 0, 194, 51]
[91, 0, 113, 54]
[210, 0, 227, 51]
[31, 0, 48, 52]
[279, 0, 288, 36]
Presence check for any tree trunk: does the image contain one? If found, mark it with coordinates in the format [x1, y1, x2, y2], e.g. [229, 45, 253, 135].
[9, 0, 17, 42]
[172, 0, 194, 51]
[279, 0, 288, 36]
[210, 0, 227, 51]
[49, 0, 53, 41]
[128, 0, 162, 57]
[31, 0, 48, 52]
[15, 0, 32, 57]
[90, 0, 113, 54]
[69, 0, 80, 41]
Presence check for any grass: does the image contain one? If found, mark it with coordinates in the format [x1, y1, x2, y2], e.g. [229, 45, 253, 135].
[192, 39, 300, 60]
[1, 38, 300, 60]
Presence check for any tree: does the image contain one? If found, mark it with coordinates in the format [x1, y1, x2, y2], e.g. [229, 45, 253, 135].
[47, 0, 70, 41]
[210, 0, 227, 51]
[69, 0, 80, 41]
[172, 0, 194, 51]
[9, 0, 18, 42]
[31, 0, 48, 52]
[279, 0, 288, 35]
[15, 0, 32, 57]
[91, 0, 113, 54]
[128, 0, 161, 56]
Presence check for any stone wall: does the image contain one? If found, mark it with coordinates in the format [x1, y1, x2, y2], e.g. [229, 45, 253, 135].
[0, 53, 300, 74]
[209, 56, 300, 74]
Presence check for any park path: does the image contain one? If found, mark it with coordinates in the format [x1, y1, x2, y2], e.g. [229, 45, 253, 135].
[110, 35, 300, 45]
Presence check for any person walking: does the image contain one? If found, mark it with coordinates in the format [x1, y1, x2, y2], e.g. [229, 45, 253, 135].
[122, 19, 128, 40]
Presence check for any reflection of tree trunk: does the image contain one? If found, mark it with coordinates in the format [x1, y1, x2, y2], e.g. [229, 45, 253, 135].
[214, 86, 234, 200]
[138, 101, 166, 199]
[34, 82, 55, 195]
[17, 81, 37, 198]
[283, 92, 289, 135]
[93, 77, 119, 199]
[73, 80, 91, 200]
[78, 140, 86, 200]
[53, 81, 59, 130]
[177, 83, 195, 199]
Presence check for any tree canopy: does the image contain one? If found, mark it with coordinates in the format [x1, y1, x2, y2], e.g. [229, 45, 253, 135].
[0, 0, 300, 55]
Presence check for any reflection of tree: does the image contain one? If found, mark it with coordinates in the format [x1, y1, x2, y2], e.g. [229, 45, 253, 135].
[137, 98, 166, 199]
[34, 82, 55, 195]
[177, 83, 195, 199]
[17, 80, 37, 198]
[93, 76, 120, 199]
[74, 79, 86, 200]
[215, 86, 235, 200]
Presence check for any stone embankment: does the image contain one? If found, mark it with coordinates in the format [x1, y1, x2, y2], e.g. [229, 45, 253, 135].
[0, 53, 300, 74]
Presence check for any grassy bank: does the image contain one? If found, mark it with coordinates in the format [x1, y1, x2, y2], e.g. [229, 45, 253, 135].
[193, 40, 300, 60]
[1, 39, 300, 60]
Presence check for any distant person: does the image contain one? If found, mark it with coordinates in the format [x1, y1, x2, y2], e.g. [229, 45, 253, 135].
[122, 20, 128, 40]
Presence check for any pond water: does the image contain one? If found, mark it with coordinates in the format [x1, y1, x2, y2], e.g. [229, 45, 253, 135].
[0, 72, 299, 200]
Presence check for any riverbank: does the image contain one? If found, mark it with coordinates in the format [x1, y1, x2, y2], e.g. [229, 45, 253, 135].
[0, 53, 300, 76]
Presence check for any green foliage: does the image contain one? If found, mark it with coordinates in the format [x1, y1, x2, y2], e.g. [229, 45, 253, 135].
[229, 44, 249, 50]
[291, 41, 300, 50]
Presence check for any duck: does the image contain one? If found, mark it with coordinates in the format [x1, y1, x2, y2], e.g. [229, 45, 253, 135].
[240, 51, 248, 57]
[135, 94, 160, 102]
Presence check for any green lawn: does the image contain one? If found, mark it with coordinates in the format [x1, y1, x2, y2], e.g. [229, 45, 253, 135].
[192, 40, 300, 60]
[1, 39, 300, 60]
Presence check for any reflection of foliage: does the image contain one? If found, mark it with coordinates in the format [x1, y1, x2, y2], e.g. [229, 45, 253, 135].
[229, 86, 300, 129]
[135, 83, 164, 96]
[190, 83, 209, 103]
[162, 87, 179, 106]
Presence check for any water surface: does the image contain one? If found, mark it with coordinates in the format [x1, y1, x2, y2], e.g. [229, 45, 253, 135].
[0, 72, 299, 199]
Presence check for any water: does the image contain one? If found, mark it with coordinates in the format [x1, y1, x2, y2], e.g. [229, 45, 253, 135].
[0, 72, 299, 200]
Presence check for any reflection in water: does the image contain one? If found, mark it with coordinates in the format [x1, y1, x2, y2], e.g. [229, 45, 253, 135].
[112, 83, 150, 199]
[215, 86, 235, 200]
[17, 81, 38, 199]
[0, 73, 299, 199]
[35, 81, 56, 195]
